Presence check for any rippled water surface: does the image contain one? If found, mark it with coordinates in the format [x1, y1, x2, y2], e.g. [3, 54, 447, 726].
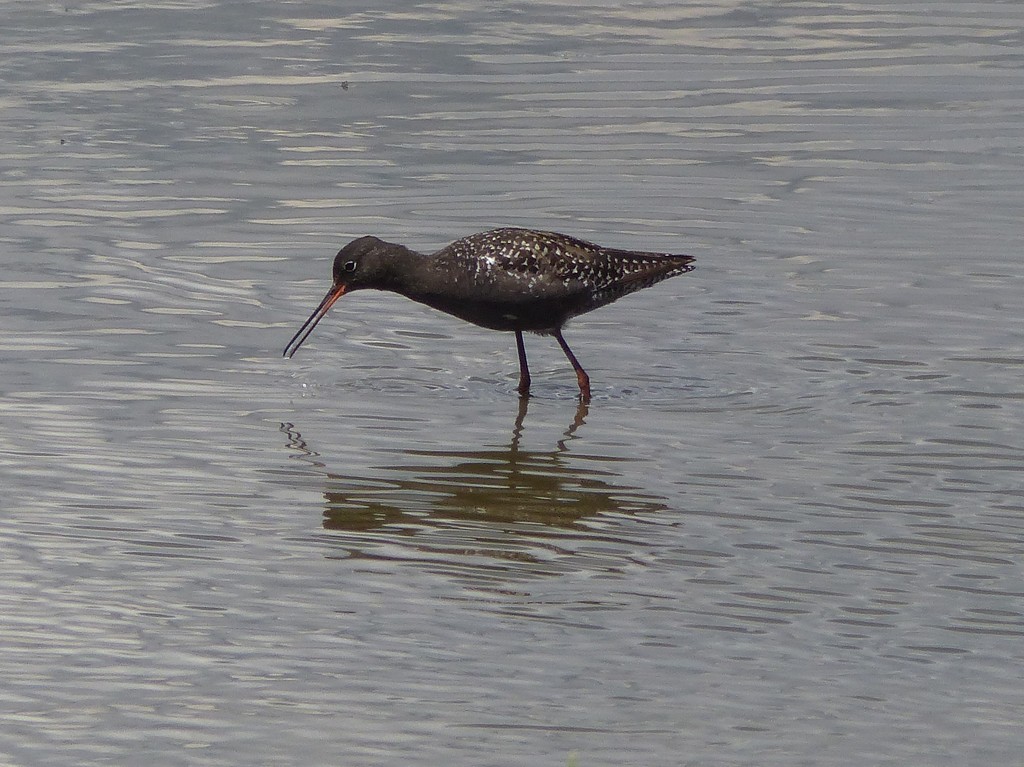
[3, 2, 1023, 765]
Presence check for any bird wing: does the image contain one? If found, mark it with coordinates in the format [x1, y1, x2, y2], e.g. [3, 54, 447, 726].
[437, 228, 693, 302]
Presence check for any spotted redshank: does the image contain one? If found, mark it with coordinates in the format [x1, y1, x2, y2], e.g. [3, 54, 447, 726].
[283, 228, 695, 401]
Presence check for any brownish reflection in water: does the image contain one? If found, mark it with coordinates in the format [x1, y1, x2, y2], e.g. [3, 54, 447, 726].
[281, 398, 669, 535]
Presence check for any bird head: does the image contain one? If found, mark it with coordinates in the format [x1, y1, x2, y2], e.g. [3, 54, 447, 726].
[283, 235, 401, 358]
[330, 236, 397, 291]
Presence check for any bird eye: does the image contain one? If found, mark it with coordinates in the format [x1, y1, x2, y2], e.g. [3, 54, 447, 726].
[343, 260, 357, 273]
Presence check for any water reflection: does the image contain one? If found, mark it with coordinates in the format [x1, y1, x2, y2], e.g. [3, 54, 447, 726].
[281, 399, 671, 577]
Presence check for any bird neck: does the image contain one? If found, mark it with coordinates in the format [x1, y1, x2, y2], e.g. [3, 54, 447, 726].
[379, 244, 444, 298]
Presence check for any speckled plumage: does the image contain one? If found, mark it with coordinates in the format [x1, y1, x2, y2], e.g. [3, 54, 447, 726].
[395, 228, 696, 332]
[283, 228, 696, 401]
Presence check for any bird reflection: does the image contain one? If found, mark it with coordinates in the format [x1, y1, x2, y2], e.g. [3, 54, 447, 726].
[281, 398, 668, 536]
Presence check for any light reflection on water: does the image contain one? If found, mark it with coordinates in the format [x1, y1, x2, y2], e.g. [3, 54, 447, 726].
[3, 0, 1024, 765]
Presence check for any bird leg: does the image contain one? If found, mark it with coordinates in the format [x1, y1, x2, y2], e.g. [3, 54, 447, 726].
[515, 330, 531, 397]
[553, 329, 591, 402]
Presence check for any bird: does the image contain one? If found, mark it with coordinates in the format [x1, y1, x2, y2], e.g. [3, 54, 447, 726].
[283, 227, 695, 401]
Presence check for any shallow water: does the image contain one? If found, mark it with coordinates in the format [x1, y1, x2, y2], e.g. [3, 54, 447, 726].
[3, 2, 1023, 765]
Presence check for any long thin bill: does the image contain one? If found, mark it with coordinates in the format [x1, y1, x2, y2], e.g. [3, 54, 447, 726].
[282, 284, 346, 358]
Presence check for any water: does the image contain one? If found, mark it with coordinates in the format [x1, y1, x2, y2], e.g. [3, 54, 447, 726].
[3, 2, 1023, 765]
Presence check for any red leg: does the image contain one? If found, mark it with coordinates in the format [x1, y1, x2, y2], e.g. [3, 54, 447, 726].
[553, 329, 591, 402]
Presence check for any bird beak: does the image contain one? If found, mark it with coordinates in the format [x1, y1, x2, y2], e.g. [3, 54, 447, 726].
[283, 283, 347, 358]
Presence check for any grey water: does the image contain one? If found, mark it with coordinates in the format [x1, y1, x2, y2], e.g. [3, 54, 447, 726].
[2, 2, 1023, 765]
